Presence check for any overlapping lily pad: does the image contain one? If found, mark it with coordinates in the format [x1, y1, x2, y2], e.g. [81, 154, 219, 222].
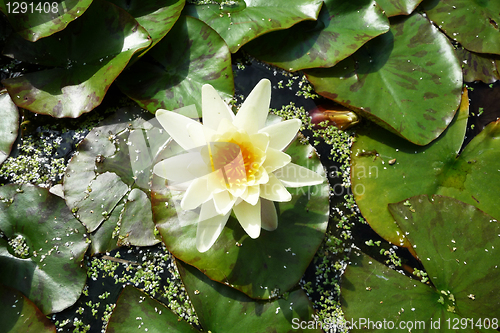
[152, 139, 329, 299]
[0, 0, 92, 41]
[63, 107, 167, 253]
[117, 15, 234, 113]
[177, 260, 321, 333]
[0, 90, 19, 165]
[342, 195, 500, 331]
[1, 0, 151, 118]
[108, 0, 185, 53]
[424, 0, 500, 55]
[183, 0, 323, 53]
[0, 284, 56, 333]
[105, 285, 199, 333]
[306, 12, 463, 146]
[375, 0, 422, 17]
[351, 88, 500, 249]
[0, 184, 88, 315]
[455, 47, 500, 83]
[244, 0, 390, 71]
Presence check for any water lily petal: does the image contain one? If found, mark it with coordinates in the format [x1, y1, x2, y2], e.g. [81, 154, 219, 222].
[249, 132, 270, 152]
[259, 173, 292, 202]
[263, 148, 291, 173]
[187, 122, 214, 147]
[181, 177, 212, 211]
[233, 79, 271, 134]
[241, 185, 260, 205]
[259, 119, 301, 151]
[261, 198, 278, 231]
[233, 199, 261, 238]
[212, 190, 236, 215]
[202, 84, 235, 130]
[274, 162, 324, 187]
[153, 152, 210, 182]
[156, 109, 204, 150]
[196, 211, 231, 252]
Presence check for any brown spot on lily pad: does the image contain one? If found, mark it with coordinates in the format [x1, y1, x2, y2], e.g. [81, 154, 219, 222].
[424, 92, 439, 99]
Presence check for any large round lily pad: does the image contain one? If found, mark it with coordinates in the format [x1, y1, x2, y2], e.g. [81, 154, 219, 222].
[183, 0, 323, 53]
[244, 0, 390, 71]
[341, 195, 500, 332]
[0, 90, 19, 165]
[152, 139, 329, 299]
[305, 12, 463, 146]
[0, 284, 56, 333]
[117, 15, 234, 114]
[177, 260, 321, 333]
[351, 88, 500, 250]
[0, 184, 88, 315]
[0, 0, 92, 41]
[424, 0, 500, 55]
[2, 0, 151, 118]
[105, 285, 199, 333]
[64, 107, 166, 253]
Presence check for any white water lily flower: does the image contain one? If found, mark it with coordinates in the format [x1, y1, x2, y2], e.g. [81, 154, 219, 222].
[153, 79, 324, 252]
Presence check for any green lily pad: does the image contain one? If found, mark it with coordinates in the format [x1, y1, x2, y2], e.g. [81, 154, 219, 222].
[343, 251, 468, 332]
[177, 260, 321, 333]
[375, 0, 422, 17]
[0, 184, 88, 315]
[105, 285, 199, 333]
[117, 15, 234, 114]
[342, 195, 500, 332]
[1, 0, 151, 118]
[107, 0, 185, 53]
[63, 107, 167, 253]
[352, 87, 500, 250]
[0, 0, 92, 41]
[0, 284, 56, 333]
[455, 47, 500, 83]
[424, 0, 500, 55]
[244, 0, 390, 71]
[0, 90, 19, 165]
[305, 13, 463, 146]
[152, 139, 329, 300]
[390, 195, 500, 318]
[183, 0, 323, 53]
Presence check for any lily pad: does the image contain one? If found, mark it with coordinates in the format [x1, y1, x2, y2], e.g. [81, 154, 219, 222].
[152, 139, 329, 299]
[0, 90, 19, 165]
[375, 0, 422, 17]
[1, 0, 151, 118]
[305, 13, 463, 146]
[0, 284, 56, 333]
[0, 184, 88, 315]
[108, 0, 185, 52]
[455, 47, 500, 83]
[105, 285, 199, 333]
[183, 0, 323, 53]
[177, 260, 321, 333]
[117, 15, 234, 113]
[341, 195, 500, 332]
[424, 0, 500, 55]
[0, 0, 92, 41]
[244, 0, 390, 71]
[63, 107, 167, 253]
[352, 87, 500, 250]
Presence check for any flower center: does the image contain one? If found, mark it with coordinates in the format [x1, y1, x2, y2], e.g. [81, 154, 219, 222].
[208, 132, 265, 188]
